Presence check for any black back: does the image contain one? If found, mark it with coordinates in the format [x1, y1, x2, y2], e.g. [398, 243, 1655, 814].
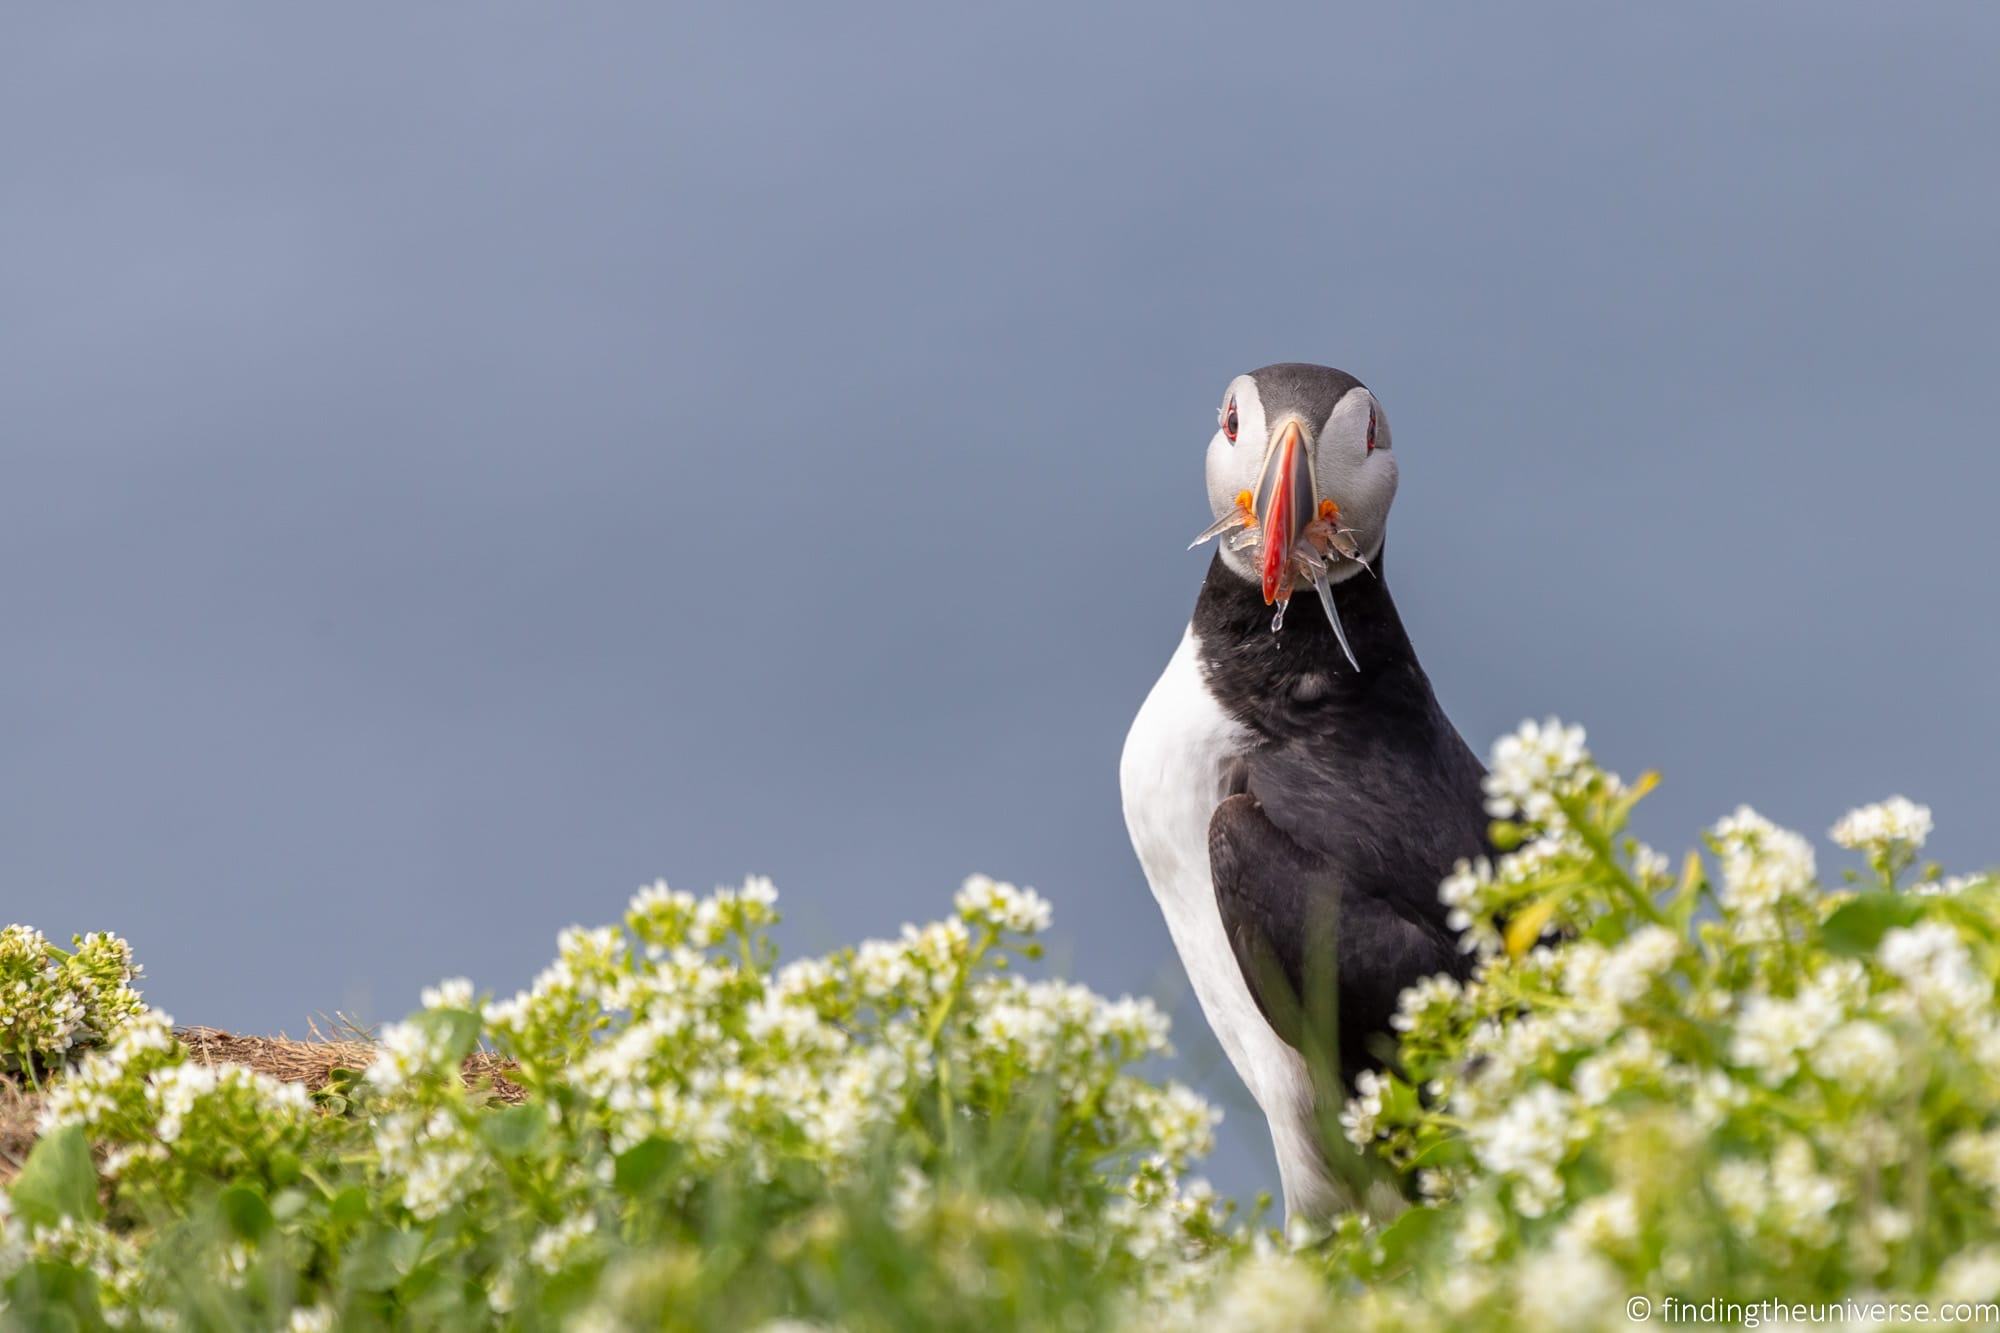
[1195, 550, 1489, 1086]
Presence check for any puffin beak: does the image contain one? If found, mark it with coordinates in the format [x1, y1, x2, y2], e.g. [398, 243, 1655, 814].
[1253, 419, 1314, 605]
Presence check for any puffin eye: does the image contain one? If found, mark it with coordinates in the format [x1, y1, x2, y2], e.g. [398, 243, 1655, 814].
[1223, 397, 1239, 443]
[1365, 407, 1377, 454]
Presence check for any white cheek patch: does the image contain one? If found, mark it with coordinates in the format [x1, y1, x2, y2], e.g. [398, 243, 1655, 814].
[1311, 389, 1397, 574]
[1204, 377, 1270, 580]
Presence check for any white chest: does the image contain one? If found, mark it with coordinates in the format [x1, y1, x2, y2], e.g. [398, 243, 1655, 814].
[1119, 626, 1331, 1216]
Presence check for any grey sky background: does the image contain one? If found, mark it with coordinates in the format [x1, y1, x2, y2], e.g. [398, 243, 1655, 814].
[6, 5, 1997, 1198]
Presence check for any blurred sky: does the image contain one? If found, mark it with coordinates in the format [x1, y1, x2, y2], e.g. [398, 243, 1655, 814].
[5, 4, 1998, 1198]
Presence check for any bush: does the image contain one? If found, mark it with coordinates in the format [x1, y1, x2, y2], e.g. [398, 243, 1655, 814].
[4, 878, 1231, 1330]
[1299, 723, 2000, 1330]
[3, 721, 1997, 1330]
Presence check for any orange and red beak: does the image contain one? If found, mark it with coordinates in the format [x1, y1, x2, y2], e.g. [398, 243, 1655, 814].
[1252, 419, 1314, 604]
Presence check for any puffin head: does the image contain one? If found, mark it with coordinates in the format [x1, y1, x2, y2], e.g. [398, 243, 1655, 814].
[1190, 364, 1397, 661]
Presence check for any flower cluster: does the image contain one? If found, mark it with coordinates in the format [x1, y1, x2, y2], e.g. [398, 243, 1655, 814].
[1434, 720, 1672, 961]
[1319, 720, 2000, 1329]
[1830, 795, 1933, 855]
[3, 876, 1232, 1328]
[0, 927, 145, 1076]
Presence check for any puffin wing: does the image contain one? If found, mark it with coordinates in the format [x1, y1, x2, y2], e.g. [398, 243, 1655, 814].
[1209, 788, 1466, 1085]
[1208, 792, 1339, 1054]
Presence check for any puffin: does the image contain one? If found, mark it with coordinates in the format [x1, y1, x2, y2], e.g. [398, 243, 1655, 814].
[1119, 363, 1489, 1221]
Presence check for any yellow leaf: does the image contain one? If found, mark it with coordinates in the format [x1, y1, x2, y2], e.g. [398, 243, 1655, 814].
[1505, 896, 1561, 958]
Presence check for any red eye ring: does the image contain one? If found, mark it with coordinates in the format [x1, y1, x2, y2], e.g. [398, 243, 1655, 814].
[1223, 397, 1239, 443]
[1365, 408, 1377, 454]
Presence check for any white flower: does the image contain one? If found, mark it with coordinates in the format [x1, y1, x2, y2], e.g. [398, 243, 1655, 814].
[1730, 988, 1842, 1084]
[1948, 1130, 2000, 1196]
[1611, 925, 1682, 983]
[419, 977, 475, 1011]
[1339, 1070, 1384, 1149]
[1483, 717, 1590, 824]
[1710, 806, 1816, 938]
[1196, 1254, 1333, 1333]
[1556, 928, 1679, 1043]
[1514, 1233, 1620, 1331]
[1558, 1190, 1638, 1254]
[366, 1018, 456, 1093]
[1467, 1083, 1575, 1217]
[689, 879, 781, 946]
[1391, 974, 1462, 1033]
[374, 1110, 481, 1220]
[1830, 796, 1933, 854]
[1439, 858, 1501, 956]
[1711, 1156, 1769, 1228]
[741, 875, 779, 909]
[1453, 1205, 1504, 1262]
[1809, 1020, 1898, 1092]
[743, 997, 844, 1055]
[1512, 1248, 1624, 1328]
[1768, 1137, 1840, 1245]
[285, 1305, 335, 1333]
[954, 875, 1054, 935]
[1095, 995, 1172, 1054]
[1572, 1030, 1666, 1106]
[1879, 922, 1987, 1021]
[528, 1211, 598, 1274]
[148, 1062, 308, 1146]
[1940, 1247, 2000, 1302]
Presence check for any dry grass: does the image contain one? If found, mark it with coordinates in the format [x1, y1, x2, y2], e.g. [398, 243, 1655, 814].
[0, 1021, 524, 1182]
[0, 1077, 39, 1181]
[176, 1020, 524, 1103]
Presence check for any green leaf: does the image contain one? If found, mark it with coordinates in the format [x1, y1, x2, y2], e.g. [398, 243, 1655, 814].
[479, 1103, 549, 1159]
[10, 1125, 101, 1227]
[218, 1184, 274, 1242]
[614, 1136, 680, 1196]
[1376, 1205, 1448, 1269]
[1822, 891, 1925, 956]
[1405, 1136, 1472, 1171]
[3, 1259, 95, 1332]
[343, 1228, 427, 1293]
[1581, 913, 1626, 946]
[329, 1186, 373, 1228]
[415, 1007, 483, 1064]
[322, 1065, 365, 1094]
[313, 1065, 364, 1115]
[268, 1147, 303, 1187]
[1378, 1076, 1421, 1124]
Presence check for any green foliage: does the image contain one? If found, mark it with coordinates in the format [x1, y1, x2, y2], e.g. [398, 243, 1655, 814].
[10, 1129, 101, 1231]
[1302, 728, 2000, 1330]
[3, 728, 1998, 1331]
[3, 878, 1231, 1330]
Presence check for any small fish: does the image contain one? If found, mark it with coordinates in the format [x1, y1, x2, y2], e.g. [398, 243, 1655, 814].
[1312, 575, 1361, 672]
[1190, 492, 1367, 668]
[1187, 489, 1257, 550]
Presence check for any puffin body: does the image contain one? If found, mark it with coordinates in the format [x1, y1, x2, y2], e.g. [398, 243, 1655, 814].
[1119, 364, 1489, 1220]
